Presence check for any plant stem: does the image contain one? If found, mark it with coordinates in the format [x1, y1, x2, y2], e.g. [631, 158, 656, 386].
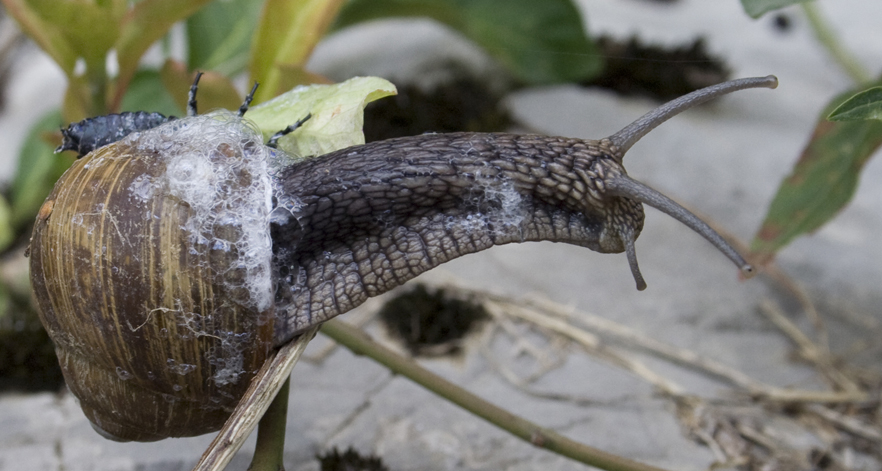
[194, 326, 319, 471]
[248, 378, 291, 471]
[802, 2, 871, 84]
[319, 319, 671, 471]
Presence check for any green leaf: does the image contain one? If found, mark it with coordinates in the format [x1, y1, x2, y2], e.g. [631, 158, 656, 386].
[4, 0, 126, 69]
[24, 0, 125, 67]
[1, 0, 81, 74]
[828, 87, 882, 122]
[112, 0, 214, 110]
[249, 0, 346, 102]
[3, 0, 126, 114]
[334, 0, 602, 85]
[186, 0, 264, 75]
[247, 76, 397, 158]
[0, 196, 15, 253]
[751, 84, 882, 262]
[739, 0, 810, 18]
[9, 111, 75, 231]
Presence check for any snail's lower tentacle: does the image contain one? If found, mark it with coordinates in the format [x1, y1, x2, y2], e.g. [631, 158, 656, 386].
[605, 174, 754, 277]
[620, 224, 647, 291]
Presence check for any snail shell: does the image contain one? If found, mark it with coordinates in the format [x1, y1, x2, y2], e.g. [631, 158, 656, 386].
[30, 113, 277, 441]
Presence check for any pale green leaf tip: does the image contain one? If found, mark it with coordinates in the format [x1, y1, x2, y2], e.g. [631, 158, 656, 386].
[247, 76, 397, 158]
[740, 0, 811, 19]
[827, 87, 882, 122]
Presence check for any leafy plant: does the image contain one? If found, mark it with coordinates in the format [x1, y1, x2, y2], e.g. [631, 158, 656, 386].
[740, 0, 808, 18]
[828, 87, 882, 122]
[739, 0, 882, 263]
[333, 0, 601, 85]
[751, 85, 882, 261]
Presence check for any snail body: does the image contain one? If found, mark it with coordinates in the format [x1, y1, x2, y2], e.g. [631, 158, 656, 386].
[30, 76, 776, 442]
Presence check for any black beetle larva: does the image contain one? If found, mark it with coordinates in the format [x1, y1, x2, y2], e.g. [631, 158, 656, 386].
[55, 73, 308, 157]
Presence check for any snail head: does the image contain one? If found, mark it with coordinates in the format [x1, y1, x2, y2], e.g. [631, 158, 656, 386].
[585, 76, 778, 289]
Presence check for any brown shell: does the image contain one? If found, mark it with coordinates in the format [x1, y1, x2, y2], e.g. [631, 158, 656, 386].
[29, 135, 274, 441]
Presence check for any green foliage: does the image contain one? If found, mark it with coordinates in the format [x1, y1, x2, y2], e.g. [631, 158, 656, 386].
[1, 0, 213, 117]
[335, 0, 602, 85]
[0, 197, 13, 253]
[249, 0, 347, 102]
[9, 111, 73, 234]
[739, 0, 811, 18]
[828, 87, 882, 122]
[751, 82, 882, 261]
[744, 3, 882, 262]
[186, 0, 264, 75]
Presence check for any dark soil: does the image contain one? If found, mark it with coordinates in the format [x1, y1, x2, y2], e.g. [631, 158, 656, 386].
[363, 76, 512, 142]
[0, 306, 64, 392]
[363, 35, 731, 143]
[317, 446, 389, 471]
[378, 284, 489, 357]
[582, 35, 730, 102]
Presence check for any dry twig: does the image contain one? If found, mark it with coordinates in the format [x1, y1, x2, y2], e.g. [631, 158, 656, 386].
[759, 299, 863, 395]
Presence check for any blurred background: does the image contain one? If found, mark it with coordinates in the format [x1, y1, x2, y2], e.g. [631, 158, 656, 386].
[0, 0, 881, 469]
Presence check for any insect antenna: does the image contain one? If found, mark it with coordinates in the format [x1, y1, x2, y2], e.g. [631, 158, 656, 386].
[239, 83, 259, 117]
[187, 72, 203, 116]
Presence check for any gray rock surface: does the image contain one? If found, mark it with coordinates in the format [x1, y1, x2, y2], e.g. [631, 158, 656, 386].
[2, 0, 881, 470]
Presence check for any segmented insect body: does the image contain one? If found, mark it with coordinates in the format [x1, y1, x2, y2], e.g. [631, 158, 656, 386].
[57, 72, 203, 158]
[56, 111, 176, 158]
[56, 74, 305, 159]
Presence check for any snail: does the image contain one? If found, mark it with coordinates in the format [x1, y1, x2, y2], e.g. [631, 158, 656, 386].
[29, 75, 776, 442]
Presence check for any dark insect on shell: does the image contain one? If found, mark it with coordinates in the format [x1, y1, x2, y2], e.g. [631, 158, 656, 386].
[55, 73, 307, 158]
[57, 111, 176, 158]
[56, 73, 203, 158]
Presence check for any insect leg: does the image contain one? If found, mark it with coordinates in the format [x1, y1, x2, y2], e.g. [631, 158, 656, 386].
[187, 72, 204, 116]
[267, 114, 312, 148]
[239, 83, 259, 117]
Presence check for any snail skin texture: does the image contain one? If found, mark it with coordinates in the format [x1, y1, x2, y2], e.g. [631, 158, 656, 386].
[29, 76, 776, 442]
